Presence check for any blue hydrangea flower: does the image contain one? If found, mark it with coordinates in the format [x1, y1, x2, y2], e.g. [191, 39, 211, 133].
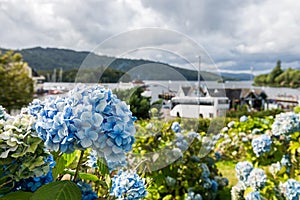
[214, 151, 222, 160]
[235, 161, 253, 184]
[246, 191, 262, 200]
[77, 181, 98, 200]
[211, 180, 218, 192]
[14, 170, 53, 192]
[202, 178, 212, 189]
[165, 176, 176, 187]
[30, 84, 136, 171]
[0, 105, 8, 120]
[171, 122, 181, 133]
[248, 168, 267, 191]
[252, 128, 261, 134]
[269, 162, 282, 176]
[186, 191, 203, 200]
[201, 163, 210, 178]
[187, 131, 201, 140]
[240, 115, 248, 122]
[280, 179, 300, 200]
[175, 133, 188, 151]
[281, 154, 292, 174]
[272, 112, 300, 137]
[227, 121, 235, 128]
[14, 155, 55, 192]
[110, 170, 147, 200]
[251, 134, 272, 157]
[87, 150, 98, 168]
[231, 181, 247, 200]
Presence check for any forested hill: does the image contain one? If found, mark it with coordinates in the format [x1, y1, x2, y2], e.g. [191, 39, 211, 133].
[0, 47, 245, 82]
[254, 60, 300, 88]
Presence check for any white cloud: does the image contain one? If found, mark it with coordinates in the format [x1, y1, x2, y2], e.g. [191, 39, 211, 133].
[0, 0, 299, 73]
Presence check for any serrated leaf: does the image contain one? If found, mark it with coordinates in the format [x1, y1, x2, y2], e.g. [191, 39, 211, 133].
[0, 191, 32, 200]
[30, 181, 81, 200]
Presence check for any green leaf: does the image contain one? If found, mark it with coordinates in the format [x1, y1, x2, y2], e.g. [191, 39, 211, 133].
[105, 174, 111, 188]
[97, 158, 109, 176]
[52, 156, 67, 180]
[62, 151, 77, 167]
[30, 181, 81, 200]
[78, 173, 99, 182]
[0, 191, 32, 200]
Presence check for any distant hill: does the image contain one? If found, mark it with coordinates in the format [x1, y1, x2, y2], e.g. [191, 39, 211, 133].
[0, 47, 251, 82]
[220, 72, 254, 81]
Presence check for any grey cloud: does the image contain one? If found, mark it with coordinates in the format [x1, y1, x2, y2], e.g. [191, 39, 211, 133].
[0, 0, 299, 74]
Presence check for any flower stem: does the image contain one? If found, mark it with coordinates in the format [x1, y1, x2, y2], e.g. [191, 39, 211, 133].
[73, 150, 84, 181]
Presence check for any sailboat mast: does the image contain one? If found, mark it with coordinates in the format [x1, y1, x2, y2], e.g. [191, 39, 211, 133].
[197, 56, 201, 97]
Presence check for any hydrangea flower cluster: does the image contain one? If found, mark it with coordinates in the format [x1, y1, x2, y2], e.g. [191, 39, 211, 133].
[14, 170, 53, 192]
[76, 181, 98, 200]
[232, 162, 267, 199]
[248, 168, 267, 190]
[269, 162, 282, 176]
[240, 115, 248, 122]
[251, 134, 272, 157]
[280, 179, 300, 200]
[245, 191, 263, 200]
[235, 161, 253, 184]
[175, 133, 188, 151]
[110, 170, 147, 200]
[171, 121, 181, 133]
[186, 190, 203, 200]
[281, 154, 292, 174]
[0, 113, 51, 181]
[29, 84, 136, 170]
[231, 181, 247, 200]
[227, 121, 235, 128]
[13, 155, 55, 192]
[165, 176, 176, 187]
[271, 112, 300, 137]
[0, 105, 8, 120]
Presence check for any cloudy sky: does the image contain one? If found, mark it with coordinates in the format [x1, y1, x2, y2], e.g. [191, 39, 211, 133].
[1, 0, 300, 74]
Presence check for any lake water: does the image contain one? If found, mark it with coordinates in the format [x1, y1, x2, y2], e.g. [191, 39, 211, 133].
[43, 81, 300, 103]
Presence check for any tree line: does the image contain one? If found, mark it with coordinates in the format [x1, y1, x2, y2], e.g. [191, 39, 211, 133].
[254, 60, 300, 87]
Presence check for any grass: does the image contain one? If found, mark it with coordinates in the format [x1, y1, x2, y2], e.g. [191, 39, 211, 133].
[215, 160, 237, 200]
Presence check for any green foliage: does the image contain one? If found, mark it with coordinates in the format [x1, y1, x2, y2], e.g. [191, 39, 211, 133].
[0, 51, 34, 113]
[226, 108, 282, 118]
[38, 68, 131, 83]
[294, 106, 300, 113]
[0, 191, 32, 200]
[215, 114, 300, 199]
[131, 119, 228, 199]
[254, 60, 300, 87]
[30, 181, 81, 200]
[114, 87, 151, 119]
[216, 116, 274, 161]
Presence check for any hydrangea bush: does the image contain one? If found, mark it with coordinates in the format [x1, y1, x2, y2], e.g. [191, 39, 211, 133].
[131, 119, 228, 199]
[0, 84, 147, 200]
[217, 113, 300, 199]
[0, 112, 52, 193]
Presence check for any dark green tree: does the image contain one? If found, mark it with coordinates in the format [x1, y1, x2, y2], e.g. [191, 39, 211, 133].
[267, 60, 283, 83]
[114, 86, 151, 119]
[0, 51, 34, 113]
